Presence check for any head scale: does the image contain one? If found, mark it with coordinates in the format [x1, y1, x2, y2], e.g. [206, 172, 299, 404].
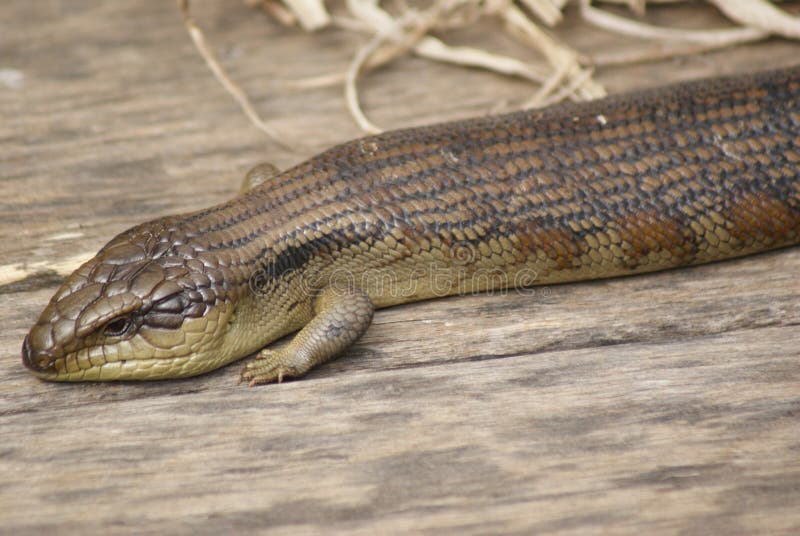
[21, 219, 238, 381]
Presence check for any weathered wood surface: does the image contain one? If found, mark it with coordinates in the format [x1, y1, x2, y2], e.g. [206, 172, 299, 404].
[2, 1, 799, 534]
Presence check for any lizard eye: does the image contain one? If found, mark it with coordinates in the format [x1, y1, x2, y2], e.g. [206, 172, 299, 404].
[102, 316, 133, 337]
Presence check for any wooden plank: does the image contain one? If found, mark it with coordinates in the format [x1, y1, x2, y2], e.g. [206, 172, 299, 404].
[1, 1, 799, 534]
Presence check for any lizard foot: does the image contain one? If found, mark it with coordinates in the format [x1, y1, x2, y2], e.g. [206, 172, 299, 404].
[239, 349, 299, 386]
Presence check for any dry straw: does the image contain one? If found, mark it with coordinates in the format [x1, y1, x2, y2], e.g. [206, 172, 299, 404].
[179, 0, 800, 143]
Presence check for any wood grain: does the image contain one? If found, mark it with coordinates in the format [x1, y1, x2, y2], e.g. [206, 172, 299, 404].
[1, 1, 799, 534]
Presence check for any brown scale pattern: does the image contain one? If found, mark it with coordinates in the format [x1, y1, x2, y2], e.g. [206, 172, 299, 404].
[217, 65, 800, 299]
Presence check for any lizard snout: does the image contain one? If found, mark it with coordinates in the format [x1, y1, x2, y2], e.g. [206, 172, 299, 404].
[21, 334, 49, 373]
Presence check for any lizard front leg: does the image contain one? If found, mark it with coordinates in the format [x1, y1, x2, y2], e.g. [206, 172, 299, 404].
[240, 284, 374, 386]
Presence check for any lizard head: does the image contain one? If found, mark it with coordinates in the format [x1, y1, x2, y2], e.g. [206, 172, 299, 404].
[21, 219, 241, 381]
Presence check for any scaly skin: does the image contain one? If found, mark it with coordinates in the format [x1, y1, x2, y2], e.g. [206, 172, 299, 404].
[22, 66, 800, 385]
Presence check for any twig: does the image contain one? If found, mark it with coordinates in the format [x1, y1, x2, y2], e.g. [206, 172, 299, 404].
[708, 0, 800, 39]
[580, 0, 768, 45]
[178, 0, 296, 151]
[518, 0, 563, 27]
[345, 32, 388, 133]
[413, 37, 549, 84]
[526, 65, 596, 109]
[260, 0, 299, 27]
[286, 28, 552, 93]
[281, 0, 331, 30]
[523, 59, 571, 108]
[502, 3, 606, 101]
[592, 36, 767, 66]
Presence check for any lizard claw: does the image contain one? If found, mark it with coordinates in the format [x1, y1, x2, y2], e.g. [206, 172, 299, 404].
[239, 349, 296, 386]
